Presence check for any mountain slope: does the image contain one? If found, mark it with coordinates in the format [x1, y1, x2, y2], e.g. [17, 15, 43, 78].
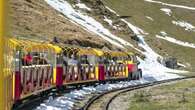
[104, 0, 195, 71]
[9, 0, 117, 49]
[9, 0, 195, 72]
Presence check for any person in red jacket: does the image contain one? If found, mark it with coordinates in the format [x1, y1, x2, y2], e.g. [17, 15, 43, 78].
[23, 53, 33, 66]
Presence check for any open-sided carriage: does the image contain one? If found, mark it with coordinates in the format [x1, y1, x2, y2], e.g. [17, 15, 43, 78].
[54, 45, 101, 87]
[9, 38, 59, 103]
[102, 50, 128, 80]
[99, 50, 142, 81]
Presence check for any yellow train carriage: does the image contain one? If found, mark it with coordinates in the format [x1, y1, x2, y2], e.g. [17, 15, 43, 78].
[8, 38, 59, 103]
[103, 50, 129, 80]
[53, 45, 100, 87]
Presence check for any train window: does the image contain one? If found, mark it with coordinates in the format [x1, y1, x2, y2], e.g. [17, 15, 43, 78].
[22, 52, 52, 66]
[87, 55, 96, 65]
[80, 55, 89, 64]
[112, 57, 117, 62]
[56, 54, 63, 65]
[97, 56, 104, 64]
[117, 56, 123, 61]
[15, 51, 20, 71]
[102, 57, 109, 64]
[32, 52, 49, 65]
[128, 55, 132, 61]
[132, 55, 138, 63]
[68, 54, 79, 66]
[62, 54, 68, 66]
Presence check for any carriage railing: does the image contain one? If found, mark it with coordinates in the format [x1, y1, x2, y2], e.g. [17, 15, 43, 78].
[62, 64, 96, 83]
[105, 64, 127, 78]
[20, 64, 53, 97]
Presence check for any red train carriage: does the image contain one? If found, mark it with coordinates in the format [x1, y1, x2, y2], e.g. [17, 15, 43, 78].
[9, 38, 58, 103]
[54, 45, 101, 87]
[103, 51, 129, 80]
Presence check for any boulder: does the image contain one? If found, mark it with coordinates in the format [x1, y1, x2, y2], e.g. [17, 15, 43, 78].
[164, 57, 178, 69]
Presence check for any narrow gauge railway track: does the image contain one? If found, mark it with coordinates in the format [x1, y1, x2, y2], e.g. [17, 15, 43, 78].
[82, 76, 195, 110]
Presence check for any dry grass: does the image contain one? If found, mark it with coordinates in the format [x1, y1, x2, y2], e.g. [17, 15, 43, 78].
[127, 79, 195, 110]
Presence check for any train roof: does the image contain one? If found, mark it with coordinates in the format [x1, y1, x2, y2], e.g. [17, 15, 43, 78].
[103, 50, 128, 57]
[9, 38, 135, 56]
[58, 44, 97, 56]
[8, 38, 62, 53]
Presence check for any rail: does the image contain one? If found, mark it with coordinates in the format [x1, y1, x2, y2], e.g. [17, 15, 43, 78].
[82, 76, 195, 110]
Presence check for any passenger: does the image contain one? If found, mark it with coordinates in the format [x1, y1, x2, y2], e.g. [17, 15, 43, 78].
[68, 54, 78, 66]
[23, 53, 33, 66]
[63, 55, 68, 66]
[68, 54, 80, 80]
[80, 55, 89, 64]
[39, 53, 48, 65]
[32, 52, 39, 64]
[111, 57, 117, 65]
[103, 57, 109, 64]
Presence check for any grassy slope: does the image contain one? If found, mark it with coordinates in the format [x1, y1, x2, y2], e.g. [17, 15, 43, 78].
[156, 0, 195, 7]
[126, 79, 195, 110]
[103, 0, 195, 72]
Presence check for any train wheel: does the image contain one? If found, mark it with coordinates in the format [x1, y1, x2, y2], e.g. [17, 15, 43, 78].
[139, 69, 142, 78]
[128, 73, 132, 80]
[12, 100, 22, 109]
[133, 73, 136, 80]
[137, 72, 140, 80]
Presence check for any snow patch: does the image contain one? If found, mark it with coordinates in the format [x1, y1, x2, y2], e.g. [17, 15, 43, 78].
[172, 20, 195, 31]
[75, 3, 91, 11]
[160, 8, 172, 16]
[178, 63, 186, 68]
[103, 16, 113, 26]
[160, 31, 168, 36]
[105, 6, 119, 16]
[45, 0, 136, 48]
[145, 0, 195, 11]
[156, 34, 195, 49]
[146, 16, 154, 21]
